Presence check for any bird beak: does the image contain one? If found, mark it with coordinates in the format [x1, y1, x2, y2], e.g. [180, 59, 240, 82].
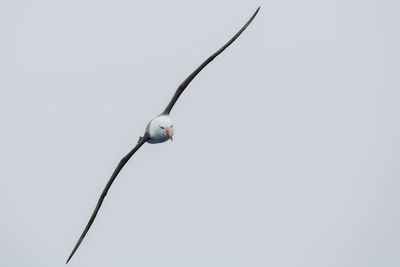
[166, 128, 173, 141]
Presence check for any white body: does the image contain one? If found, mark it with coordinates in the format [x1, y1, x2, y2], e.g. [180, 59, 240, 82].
[146, 115, 174, 144]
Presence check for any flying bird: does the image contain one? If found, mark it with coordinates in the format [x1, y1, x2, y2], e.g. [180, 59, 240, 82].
[66, 7, 260, 263]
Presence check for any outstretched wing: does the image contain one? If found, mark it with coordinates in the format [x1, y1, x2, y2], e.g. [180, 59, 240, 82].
[162, 7, 260, 115]
[66, 135, 149, 263]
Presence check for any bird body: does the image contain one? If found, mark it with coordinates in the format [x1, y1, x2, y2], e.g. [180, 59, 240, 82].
[146, 115, 174, 144]
[66, 7, 260, 263]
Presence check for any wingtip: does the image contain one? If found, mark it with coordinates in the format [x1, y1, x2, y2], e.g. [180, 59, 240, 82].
[250, 6, 260, 19]
[66, 251, 74, 264]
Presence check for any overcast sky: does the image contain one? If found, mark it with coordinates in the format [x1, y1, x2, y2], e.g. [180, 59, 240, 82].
[1, 0, 399, 266]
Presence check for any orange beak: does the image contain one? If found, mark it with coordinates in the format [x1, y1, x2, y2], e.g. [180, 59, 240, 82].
[166, 128, 173, 141]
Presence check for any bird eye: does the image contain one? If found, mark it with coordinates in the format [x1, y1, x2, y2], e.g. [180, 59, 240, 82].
[159, 125, 165, 129]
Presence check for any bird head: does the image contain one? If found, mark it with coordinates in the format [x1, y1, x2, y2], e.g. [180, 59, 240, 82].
[159, 124, 173, 141]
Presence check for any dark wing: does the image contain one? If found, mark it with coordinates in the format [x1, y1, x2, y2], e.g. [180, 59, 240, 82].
[162, 7, 260, 115]
[66, 135, 149, 263]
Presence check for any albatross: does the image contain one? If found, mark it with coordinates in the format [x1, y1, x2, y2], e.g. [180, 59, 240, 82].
[66, 7, 260, 263]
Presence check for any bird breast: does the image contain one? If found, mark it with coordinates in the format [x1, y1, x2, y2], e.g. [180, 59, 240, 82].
[146, 115, 174, 144]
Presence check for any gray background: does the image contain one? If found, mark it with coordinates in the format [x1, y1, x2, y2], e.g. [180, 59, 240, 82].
[1, 0, 399, 266]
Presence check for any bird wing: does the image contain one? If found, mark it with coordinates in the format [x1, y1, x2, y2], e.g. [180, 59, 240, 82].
[66, 135, 149, 263]
[162, 7, 260, 115]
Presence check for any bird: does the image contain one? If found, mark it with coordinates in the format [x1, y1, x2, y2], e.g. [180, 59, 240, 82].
[66, 6, 260, 263]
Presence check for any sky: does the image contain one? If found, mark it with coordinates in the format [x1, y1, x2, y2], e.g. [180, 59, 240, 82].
[0, 0, 399, 266]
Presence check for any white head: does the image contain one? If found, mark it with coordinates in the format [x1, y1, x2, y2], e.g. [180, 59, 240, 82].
[146, 115, 174, 144]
